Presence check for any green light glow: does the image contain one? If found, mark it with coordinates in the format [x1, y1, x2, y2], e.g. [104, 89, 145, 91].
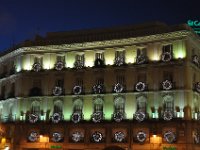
[173, 40, 186, 59]
[104, 49, 115, 65]
[125, 48, 136, 63]
[125, 95, 135, 119]
[104, 95, 113, 120]
[43, 54, 55, 69]
[85, 51, 95, 67]
[65, 52, 75, 68]
[63, 98, 73, 120]
[83, 97, 93, 120]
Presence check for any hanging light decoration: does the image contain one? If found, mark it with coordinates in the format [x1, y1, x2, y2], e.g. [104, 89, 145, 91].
[136, 131, 147, 143]
[92, 131, 103, 143]
[32, 62, 42, 72]
[73, 85, 82, 95]
[28, 131, 39, 142]
[135, 111, 146, 122]
[93, 84, 104, 94]
[71, 131, 83, 142]
[52, 132, 63, 142]
[55, 61, 64, 71]
[92, 112, 103, 123]
[114, 131, 125, 142]
[29, 113, 39, 123]
[113, 112, 124, 122]
[53, 86, 63, 96]
[51, 113, 62, 123]
[135, 82, 146, 92]
[114, 83, 124, 93]
[71, 112, 81, 123]
[161, 52, 172, 62]
[162, 80, 173, 90]
[163, 110, 173, 121]
[164, 131, 176, 143]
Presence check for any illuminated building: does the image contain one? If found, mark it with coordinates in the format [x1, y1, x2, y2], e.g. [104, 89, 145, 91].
[0, 22, 200, 150]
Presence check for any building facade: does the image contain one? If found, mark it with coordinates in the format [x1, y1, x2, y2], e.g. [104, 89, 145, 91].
[0, 22, 200, 150]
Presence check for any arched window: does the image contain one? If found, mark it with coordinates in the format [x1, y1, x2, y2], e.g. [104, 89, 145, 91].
[73, 98, 83, 114]
[54, 100, 63, 114]
[114, 96, 125, 113]
[31, 101, 40, 115]
[163, 94, 174, 112]
[136, 95, 147, 112]
[93, 97, 104, 112]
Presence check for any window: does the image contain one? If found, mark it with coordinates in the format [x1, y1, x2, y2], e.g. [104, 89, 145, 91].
[116, 75, 125, 84]
[34, 57, 43, 64]
[94, 52, 105, 66]
[137, 48, 147, 56]
[57, 55, 65, 62]
[136, 95, 147, 112]
[54, 100, 63, 114]
[55, 79, 64, 87]
[73, 98, 83, 114]
[163, 71, 173, 81]
[114, 50, 125, 66]
[93, 97, 104, 112]
[162, 44, 173, 53]
[114, 96, 125, 113]
[31, 101, 40, 115]
[74, 54, 84, 69]
[163, 95, 174, 112]
[137, 73, 146, 82]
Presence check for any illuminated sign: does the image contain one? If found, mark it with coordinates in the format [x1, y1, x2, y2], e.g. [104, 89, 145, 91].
[50, 145, 62, 149]
[163, 146, 177, 150]
[187, 20, 200, 34]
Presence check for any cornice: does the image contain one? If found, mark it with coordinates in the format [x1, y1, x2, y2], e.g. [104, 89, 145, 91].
[0, 30, 191, 63]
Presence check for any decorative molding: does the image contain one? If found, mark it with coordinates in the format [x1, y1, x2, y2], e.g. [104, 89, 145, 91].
[0, 30, 191, 63]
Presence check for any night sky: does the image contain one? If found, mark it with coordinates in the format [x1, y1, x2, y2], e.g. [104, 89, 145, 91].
[0, 0, 199, 52]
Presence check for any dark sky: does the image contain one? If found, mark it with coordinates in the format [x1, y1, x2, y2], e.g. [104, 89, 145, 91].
[0, 0, 199, 52]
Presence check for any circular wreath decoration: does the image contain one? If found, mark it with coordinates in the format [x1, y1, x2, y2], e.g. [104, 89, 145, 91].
[162, 80, 173, 90]
[29, 113, 39, 123]
[52, 132, 63, 142]
[194, 132, 200, 144]
[114, 83, 124, 93]
[192, 55, 199, 66]
[195, 82, 200, 93]
[164, 131, 176, 143]
[113, 112, 124, 122]
[92, 112, 103, 123]
[73, 85, 82, 95]
[161, 52, 172, 62]
[136, 55, 146, 64]
[74, 60, 84, 69]
[136, 131, 147, 143]
[135, 111, 146, 122]
[55, 61, 64, 71]
[114, 131, 125, 142]
[93, 84, 104, 94]
[135, 82, 146, 92]
[28, 131, 39, 142]
[92, 131, 103, 143]
[52, 113, 62, 123]
[71, 112, 81, 123]
[71, 131, 83, 142]
[163, 110, 173, 121]
[32, 62, 42, 72]
[53, 86, 63, 96]
[115, 56, 124, 66]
